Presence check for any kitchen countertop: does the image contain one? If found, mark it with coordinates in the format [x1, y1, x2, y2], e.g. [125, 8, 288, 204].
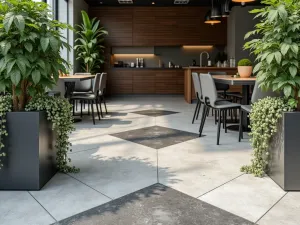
[109, 67, 184, 70]
[183, 67, 237, 69]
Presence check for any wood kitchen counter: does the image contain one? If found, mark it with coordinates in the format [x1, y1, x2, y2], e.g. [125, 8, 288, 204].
[106, 68, 184, 95]
[183, 67, 238, 103]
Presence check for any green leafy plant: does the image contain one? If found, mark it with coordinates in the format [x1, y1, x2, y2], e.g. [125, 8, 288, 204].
[238, 59, 252, 66]
[241, 97, 292, 176]
[0, 95, 12, 168]
[74, 11, 108, 73]
[244, 0, 300, 109]
[0, 0, 71, 111]
[0, 95, 78, 172]
[26, 95, 78, 173]
[0, 0, 77, 172]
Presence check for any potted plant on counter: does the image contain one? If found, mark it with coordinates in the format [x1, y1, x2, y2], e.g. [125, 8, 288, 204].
[237, 59, 253, 78]
[241, 0, 300, 190]
[0, 0, 78, 190]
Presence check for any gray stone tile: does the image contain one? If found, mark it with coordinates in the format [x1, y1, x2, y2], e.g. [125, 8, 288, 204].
[0, 191, 55, 225]
[30, 173, 110, 221]
[68, 136, 159, 199]
[53, 184, 254, 225]
[131, 109, 179, 117]
[258, 192, 300, 225]
[199, 174, 286, 222]
[111, 125, 199, 149]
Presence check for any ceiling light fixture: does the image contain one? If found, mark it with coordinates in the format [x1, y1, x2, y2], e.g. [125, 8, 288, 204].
[211, 0, 221, 18]
[204, 10, 221, 25]
[221, 0, 231, 17]
[118, 0, 133, 4]
[152, 1, 155, 4]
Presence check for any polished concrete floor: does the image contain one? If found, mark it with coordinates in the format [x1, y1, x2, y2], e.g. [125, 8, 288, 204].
[1, 95, 299, 225]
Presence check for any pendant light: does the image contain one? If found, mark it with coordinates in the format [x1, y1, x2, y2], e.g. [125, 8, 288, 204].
[211, 0, 221, 18]
[204, 10, 221, 25]
[221, 0, 231, 17]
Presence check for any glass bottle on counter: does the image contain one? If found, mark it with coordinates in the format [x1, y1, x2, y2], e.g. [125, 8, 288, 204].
[207, 57, 212, 67]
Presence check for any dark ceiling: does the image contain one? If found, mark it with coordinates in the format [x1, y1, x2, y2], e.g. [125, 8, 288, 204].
[85, 0, 261, 7]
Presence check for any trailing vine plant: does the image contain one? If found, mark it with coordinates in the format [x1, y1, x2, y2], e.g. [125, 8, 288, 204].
[0, 95, 12, 169]
[0, 95, 79, 173]
[26, 95, 79, 173]
[241, 97, 293, 177]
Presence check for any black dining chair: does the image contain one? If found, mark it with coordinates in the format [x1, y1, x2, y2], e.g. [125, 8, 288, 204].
[238, 82, 281, 141]
[199, 73, 241, 145]
[71, 73, 102, 125]
[98, 73, 108, 117]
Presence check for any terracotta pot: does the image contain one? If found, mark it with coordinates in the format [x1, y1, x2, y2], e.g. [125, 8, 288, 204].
[238, 66, 253, 78]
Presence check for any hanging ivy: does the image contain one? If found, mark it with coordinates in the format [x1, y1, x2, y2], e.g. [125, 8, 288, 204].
[0, 95, 79, 173]
[241, 97, 293, 177]
[0, 95, 12, 169]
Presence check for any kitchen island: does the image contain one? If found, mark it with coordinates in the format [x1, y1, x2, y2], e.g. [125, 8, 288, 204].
[183, 67, 238, 103]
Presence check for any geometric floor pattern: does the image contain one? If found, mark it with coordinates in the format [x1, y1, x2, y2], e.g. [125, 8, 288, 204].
[1, 96, 299, 225]
[53, 184, 254, 225]
[131, 109, 179, 117]
[111, 125, 199, 149]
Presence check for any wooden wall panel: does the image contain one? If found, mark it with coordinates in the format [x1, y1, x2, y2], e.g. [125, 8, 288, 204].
[89, 8, 133, 46]
[89, 7, 227, 46]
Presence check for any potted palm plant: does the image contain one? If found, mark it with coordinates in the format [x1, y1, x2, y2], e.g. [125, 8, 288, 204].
[241, 0, 300, 190]
[74, 11, 108, 73]
[0, 0, 78, 190]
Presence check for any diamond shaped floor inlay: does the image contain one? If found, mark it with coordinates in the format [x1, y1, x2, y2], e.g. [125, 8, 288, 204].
[111, 126, 198, 149]
[131, 109, 179, 117]
[54, 184, 254, 225]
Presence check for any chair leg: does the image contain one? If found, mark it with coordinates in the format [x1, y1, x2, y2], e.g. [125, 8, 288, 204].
[91, 100, 95, 125]
[222, 110, 225, 129]
[88, 101, 90, 115]
[238, 109, 243, 142]
[102, 96, 108, 114]
[196, 101, 202, 120]
[215, 110, 217, 125]
[199, 105, 208, 137]
[225, 110, 228, 133]
[99, 97, 104, 118]
[95, 99, 101, 121]
[80, 101, 83, 118]
[192, 100, 199, 124]
[217, 109, 222, 145]
[72, 100, 75, 116]
[75, 100, 78, 111]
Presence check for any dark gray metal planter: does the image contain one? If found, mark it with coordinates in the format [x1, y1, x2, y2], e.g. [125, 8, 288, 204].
[268, 112, 300, 191]
[0, 111, 57, 190]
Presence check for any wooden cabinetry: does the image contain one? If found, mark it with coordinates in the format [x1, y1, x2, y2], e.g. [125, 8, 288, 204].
[107, 69, 133, 94]
[106, 69, 184, 94]
[89, 7, 227, 46]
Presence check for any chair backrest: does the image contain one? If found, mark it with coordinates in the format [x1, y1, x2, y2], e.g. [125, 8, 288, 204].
[251, 81, 281, 103]
[99, 73, 107, 93]
[199, 73, 218, 106]
[74, 73, 92, 92]
[92, 73, 101, 94]
[208, 71, 229, 91]
[192, 72, 202, 99]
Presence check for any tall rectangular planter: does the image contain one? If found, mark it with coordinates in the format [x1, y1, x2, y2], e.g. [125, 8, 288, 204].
[0, 111, 57, 190]
[268, 112, 300, 191]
